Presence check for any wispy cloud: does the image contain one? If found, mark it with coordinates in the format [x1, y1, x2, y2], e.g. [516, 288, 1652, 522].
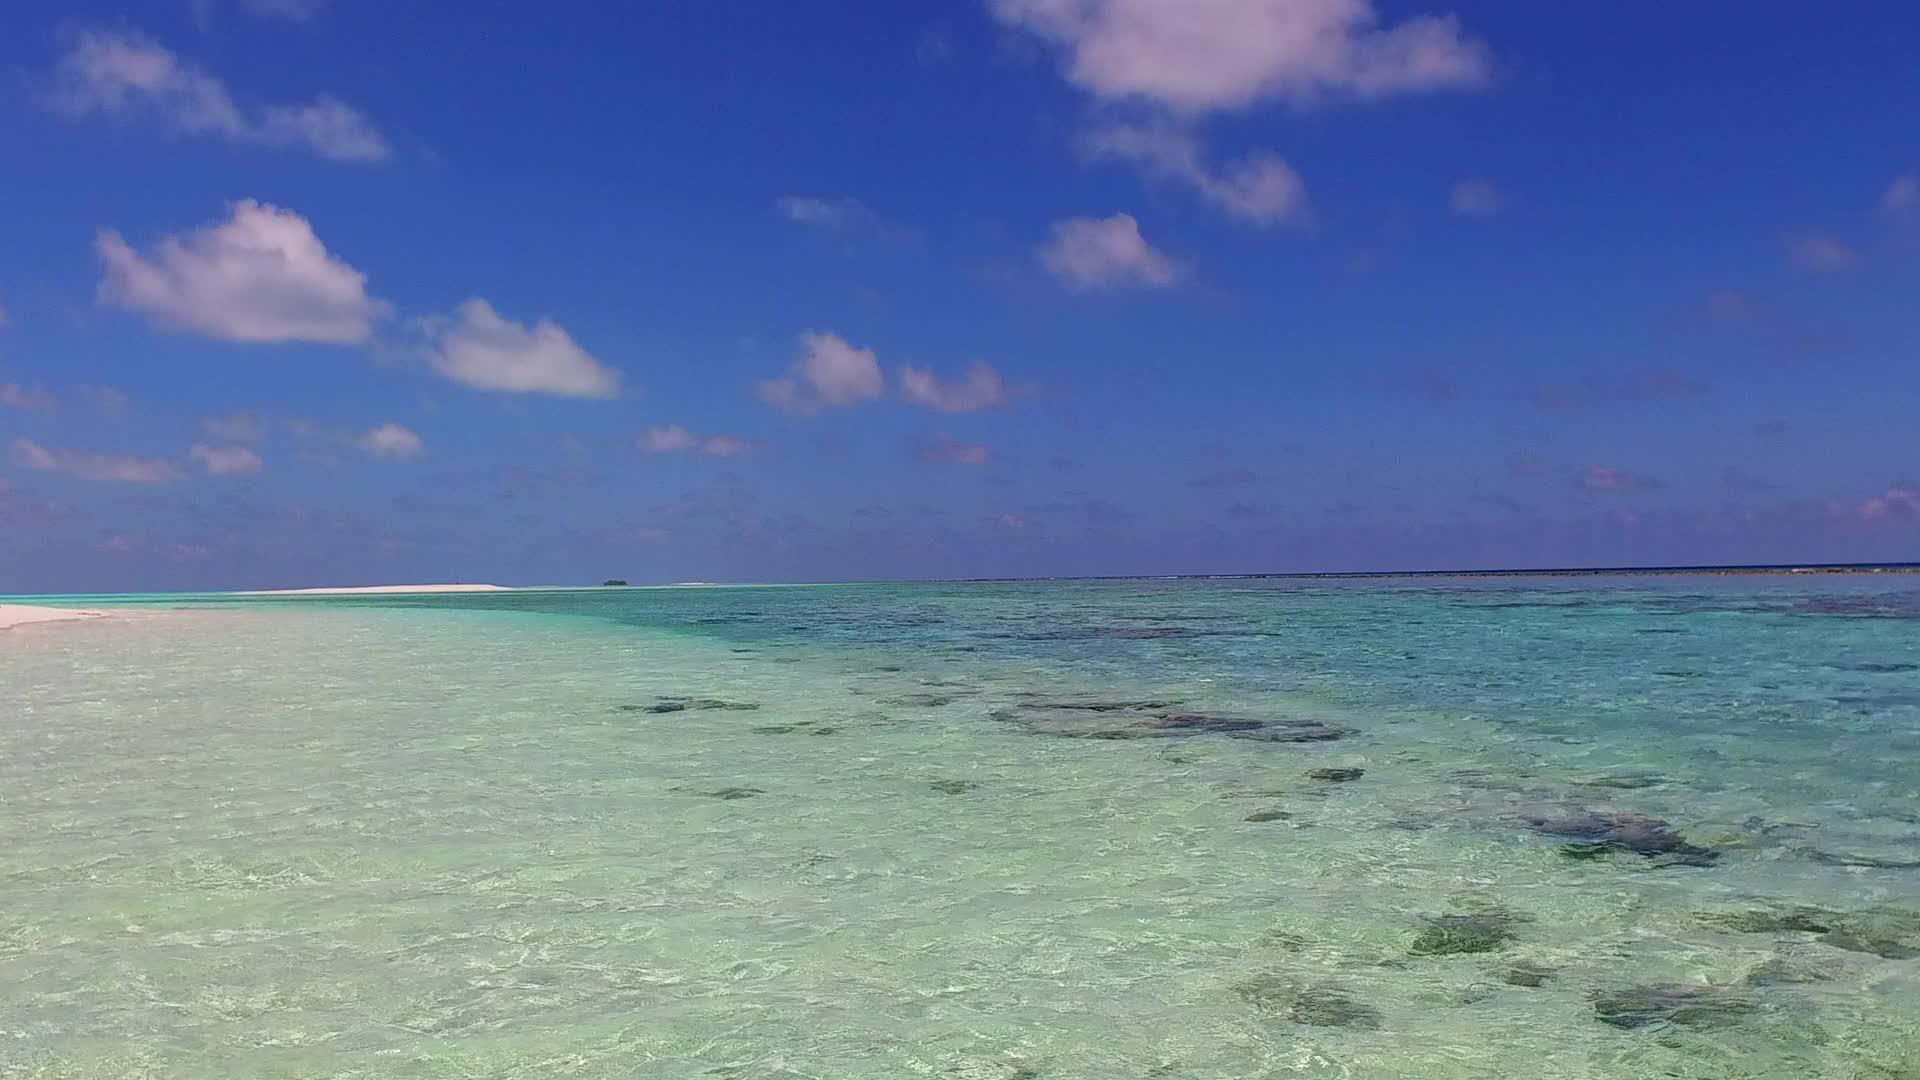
[241, 0, 328, 19]
[1, 382, 59, 413]
[1786, 231, 1859, 272]
[916, 436, 992, 465]
[47, 30, 387, 162]
[422, 299, 622, 398]
[188, 443, 264, 476]
[641, 424, 751, 457]
[1529, 370, 1708, 410]
[1190, 467, 1259, 489]
[1450, 178, 1501, 217]
[1702, 288, 1764, 327]
[359, 422, 424, 459]
[758, 331, 885, 414]
[899, 361, 1010, 413]
[202, 412, 270, 442]
[989, 0, 1489, 112]
[1079, 123, 1307, 225]
[1883, 174, 1918, 219]
[11, 437, 180, 483]
[1580, 466, 1661, 494]
[98, 200, 389, 344]
[1859, 485, 1920, 521]
[1753, 418, 1792, 440]
[1038, 213, 1184, 289]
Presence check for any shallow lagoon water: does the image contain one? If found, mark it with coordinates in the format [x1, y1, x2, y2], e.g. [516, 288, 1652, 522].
[3, 578, 1918, 1077]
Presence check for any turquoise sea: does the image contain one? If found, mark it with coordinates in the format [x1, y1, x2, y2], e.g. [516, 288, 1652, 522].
[3, 577, 1919, 1078]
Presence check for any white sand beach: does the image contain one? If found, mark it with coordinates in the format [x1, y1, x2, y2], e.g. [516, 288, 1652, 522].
[236, 584, 513, 596]
[0, 604, 110, 630]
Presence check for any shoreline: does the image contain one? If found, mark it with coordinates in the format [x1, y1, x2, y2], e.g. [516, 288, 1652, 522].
[0, 604, 112, 631]
[233, 584, 514, 596]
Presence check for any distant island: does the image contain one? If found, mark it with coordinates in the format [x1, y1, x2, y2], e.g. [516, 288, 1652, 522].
[601, 579, 629, 587]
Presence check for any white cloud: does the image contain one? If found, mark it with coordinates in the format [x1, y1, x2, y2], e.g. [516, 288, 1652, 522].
[990, 0, 1488, 113]
[1450, 178, 1501, 217]
[11, 437, 180, 484]
[1885, 174, 1919, 218]
[202, 412, 270, 442]
[1, 383, 59, 413]
[359, 422, 423, 458]
[48, 30, 387, 161]
[757, 331, 886, 414]
[424, 299, 622, 398]
[643, 424, 698, 453]
[97, 199, 388, 344]
[899, 361, 1010, 412]
[188, 443, 264, 475]
[1786, 231, 1859, 272]
[1038, 213, 1184, 289]
[1080, 123, 1306, 225]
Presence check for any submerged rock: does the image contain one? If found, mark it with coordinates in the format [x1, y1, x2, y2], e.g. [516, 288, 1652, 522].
[1232, 976, 1381, 1029]
[1702, 902, 1920, 959]
[1244, 808, 1293, 823]
[1524, 810, 1719, 867]
[1016, 698, 1182, 712]
[1591, 983, 1755, 1030]
[1700, 906, 1838, 935]
[1307, 767, 1365, 782]
[696, 786, 765, 800]
[625, 696, 762, 714]
[1409, 912, 1520, 956]
[1498, 962, 1552, 988]
[883, 692, 961, 707]
[996, 704, 1348, 744]
[929, 779, 978, 795]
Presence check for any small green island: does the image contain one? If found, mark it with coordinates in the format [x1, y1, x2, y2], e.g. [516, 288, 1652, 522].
[601, 579, 628, 587]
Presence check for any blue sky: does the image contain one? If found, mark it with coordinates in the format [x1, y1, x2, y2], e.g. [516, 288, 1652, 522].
[3, 1, 1919, 590]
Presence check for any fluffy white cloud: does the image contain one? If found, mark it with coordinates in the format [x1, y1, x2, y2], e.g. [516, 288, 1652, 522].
[1450, 178, 1501, 216]
[990, 0, 1488, 112]
[1081, 124, 1307, 225]
[757, 331, 886, 414]
[644, 425, 752, 457]
[900, 361, 1010, 413]
[1886, 174, 1919, 218]
[97, 200, 388, 344]
[11, 437, 180, 484]
[49, 30, 387, 161]
[424, 299, 623, 398]
[1787, 231, 1859, 272]
[188, 443, 264, 475]
[1038, 213, 1184, 289]
[359, 422, 423, 458]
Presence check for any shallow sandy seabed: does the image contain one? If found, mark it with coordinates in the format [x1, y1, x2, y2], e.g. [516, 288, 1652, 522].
[0, 604, 111, 631]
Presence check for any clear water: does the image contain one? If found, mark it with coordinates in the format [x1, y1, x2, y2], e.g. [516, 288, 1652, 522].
[3, 578, 1918, 1078]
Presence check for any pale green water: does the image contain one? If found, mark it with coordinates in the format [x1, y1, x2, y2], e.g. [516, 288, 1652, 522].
[3, 579, 1918, 1077]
